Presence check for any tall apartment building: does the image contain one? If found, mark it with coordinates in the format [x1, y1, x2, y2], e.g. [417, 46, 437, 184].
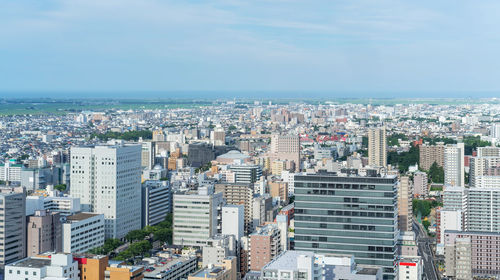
[215, 183, 254, 234]
[228, 165, 262, 184]
[141, 141, 156, 170]
[419, 144, 444, 171]
[0, 187, 26, 271]
[294, 174, 399, 280]
[270, 134, 300, 172]
[26, 210, 62, 257]
[490, 124, 500, 140]
[249, 224, 282, 271]
[367, 127, 387, 167]
[436, 208, 462, 245]
[398, 176, 413, 232]
[444, 143, 465, 187]
[442, 186, 467, 211]
[211, 126, 226, 146]
[141, 180, 172, 227]
[469, 148, 500, 187]
[412, 172, 428, 197]
[70, 143, 142, 239]
[465, 187, 500, 232]
[173, 189, 224, 247]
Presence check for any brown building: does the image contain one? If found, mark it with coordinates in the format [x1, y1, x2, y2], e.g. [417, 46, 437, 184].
[106, 263, 144, 280]
[270, 134, 300, 172]
[419, 144, 445, 171]
[269, 181, 288, 202]
[249, 224, 281, 271]
[73, 254, 144, 280]
[168, 157, 177, 170]
[215, 183, 253, 234]
[188, 257, 237, 280]
[398, 177, 413, 232]
[27, 210, 62, 257]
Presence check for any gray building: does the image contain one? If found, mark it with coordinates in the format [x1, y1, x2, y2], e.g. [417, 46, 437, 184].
[0, 186, 26, 272]
[228, 165, 262, 184]
[294, 173, 398, 280]
[142, 180, 172, 227]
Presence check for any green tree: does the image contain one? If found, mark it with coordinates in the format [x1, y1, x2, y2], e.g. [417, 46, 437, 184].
[428, 162, 444, 183]
[54, 184, 67, 192]
[125, 229, 148, 242]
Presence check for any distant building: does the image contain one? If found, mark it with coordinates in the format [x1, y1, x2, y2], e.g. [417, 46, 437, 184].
[202, 235, 237, 267]
[368, 127, 387, 167]
[270, 134, 300, 172]
[228, 165, 262, 184]
[269, 181, 288, 202]
[26, 195, 81, 216]
[398, 176, 413, 232]
[0, 161, 22, 183]
[412, 172, 428, 197]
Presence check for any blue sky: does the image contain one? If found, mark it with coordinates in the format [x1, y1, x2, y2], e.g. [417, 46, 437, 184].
[1, 0, 500, 98]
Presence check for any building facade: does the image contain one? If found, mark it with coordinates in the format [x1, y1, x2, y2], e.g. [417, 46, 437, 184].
[0, 187, 26, 271]
[367, 127, 387, 168]
[27, 210, 62, 257]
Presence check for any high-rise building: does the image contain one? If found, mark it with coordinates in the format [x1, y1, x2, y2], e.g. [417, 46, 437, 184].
[0, 187, 26, 271]
[70, 143, 142, 239]
[252, 195, 273, 231]
[419, 144, 444, 171]
[249, 224, 282, 271]
[398, 176, 413, 232]
[141, 180, 171, 227]
[294, 174, 398, 280]
[216, 183, 254, 234]
[444, 143, 465, 187]
[444, 236, 472, 280]
[173, 189, 224, 247]
[368, 127, 387, 167]
[490, 123, 500, 140]
[26, 195, 80, 216]
[413, 172, 428, 197]
[140, 141, 156, 170]
[222, 205, 244, 241]
[270, 134, 300, 172]
[26, 210, 62, 257]
[469, 148, 500, 187]
[465, 187, 500, 232]
[436, 208, 462, 246]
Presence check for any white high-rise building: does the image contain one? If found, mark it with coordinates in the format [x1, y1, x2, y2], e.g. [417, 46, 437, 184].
[491, 124, 500, 140]
[444, 143, 465, 187]
[70, 142, 142, 239]
[222, 205, 244, 241]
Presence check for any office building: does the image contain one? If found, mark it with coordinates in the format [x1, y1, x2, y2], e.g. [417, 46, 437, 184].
[368, 127, 387, 167]
[70, 142, 142, 239]
[142, 180, 172, 227]
[412, 172, 428, 197]
[398, 176, 412, 232]
[270, 134, 300, 172]
[0, 161, 22, 183]
[173, 189, 224, 247]
[62, 212, 105, 253]
[215, 183, 254, 234]
[5, 253, 79, 280]
[0, 187, 26, 271]
[294, 174, 398, 280]
[249, 224, 282, 271]
[260, 251, 382, 280]
[252, 195, 273, 230]
[397, 258, 423, 280]
[419, 144, 444, 171]
[222, 205, 244, 240]
[26, 210, 62, 257]
[444, 143, 465, 187]
[228, 165, 262, 184]
[141, 141, 157, 170]
[105, 262, 144, 280]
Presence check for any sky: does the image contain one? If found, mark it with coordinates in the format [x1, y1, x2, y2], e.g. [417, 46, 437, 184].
[1, 0, 500, 98]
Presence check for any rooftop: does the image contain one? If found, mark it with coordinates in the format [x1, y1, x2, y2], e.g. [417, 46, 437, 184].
[7, 257, 51, 268]
[143, 255, 196, 278]
[66, 212, 101, 221]
[263, 251, 315, 271]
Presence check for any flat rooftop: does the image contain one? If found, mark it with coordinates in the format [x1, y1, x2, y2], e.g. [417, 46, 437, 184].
[7, 257, 50, 268]
[143, 255, 195, 278]
[263, 251, 315, 271]
[66, 212, 101, 221]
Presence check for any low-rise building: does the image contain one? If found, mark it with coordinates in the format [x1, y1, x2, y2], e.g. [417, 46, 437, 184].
[5, 253, 79, 280]
[62, 212, 105, 253]
[188, 257, 237, 280]
[27, 210, 62, 257]
[142, 254, 197, 280]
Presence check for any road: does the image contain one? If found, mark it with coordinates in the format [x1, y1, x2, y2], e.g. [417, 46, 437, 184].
[413, 221, 440, 280]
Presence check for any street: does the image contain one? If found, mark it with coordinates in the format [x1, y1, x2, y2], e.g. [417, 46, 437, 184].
[413, 221, 440, 280]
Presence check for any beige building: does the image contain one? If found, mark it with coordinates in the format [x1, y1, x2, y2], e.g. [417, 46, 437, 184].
[270, 134, 300, 172]
[368, 127, 387, 167]
[445, 237, 472, 280]
[27, 210, 62, 257]
[270, 160, 285, 176]
[188, 257, 237, 280]
[269, 181, 288, 202]
[215, 183, 254, 234]
[398, 176, 413, 232]
[419, 144, 444, 171]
